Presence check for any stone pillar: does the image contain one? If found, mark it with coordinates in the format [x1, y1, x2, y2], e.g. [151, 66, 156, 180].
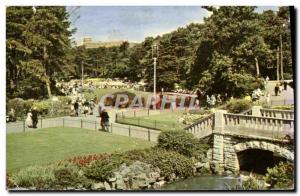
[211, 110, 227, 174]
[223, 136, 239, 174]
[214, 110, 227, 133]
[212, 134, 225, 174]
[252, 106, 262, 117]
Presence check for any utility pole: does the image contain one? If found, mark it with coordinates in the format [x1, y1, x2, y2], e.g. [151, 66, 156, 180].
[152, 44, 159, 110]
[81, 61, 84, 87]
[280, 34, 284, 81]
[276, 47, 280, 81]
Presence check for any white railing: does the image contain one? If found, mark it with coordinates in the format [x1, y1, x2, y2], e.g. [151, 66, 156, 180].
[260, 108, 294, 119]
[223, 113, 294, 139]
[184, 114, 215, 138]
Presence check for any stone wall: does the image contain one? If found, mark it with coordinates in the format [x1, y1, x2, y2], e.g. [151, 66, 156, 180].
[210, 134, 294, 174]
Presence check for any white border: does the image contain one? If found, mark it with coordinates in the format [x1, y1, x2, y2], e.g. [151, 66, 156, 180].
[1, 1, 299, 196]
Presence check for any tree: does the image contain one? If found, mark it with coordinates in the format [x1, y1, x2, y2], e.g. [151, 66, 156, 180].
[6, 6, 75, 99]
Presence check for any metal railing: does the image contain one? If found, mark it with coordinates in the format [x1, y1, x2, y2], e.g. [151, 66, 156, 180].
[6, 117, 160, 142]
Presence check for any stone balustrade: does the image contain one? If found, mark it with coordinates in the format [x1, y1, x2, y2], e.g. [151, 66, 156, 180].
[260, 108, 294, 119]
[223, 113, 294, 139]
[184, 113, 215, 138]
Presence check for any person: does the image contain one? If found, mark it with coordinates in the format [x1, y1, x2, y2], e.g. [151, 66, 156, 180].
[100, 109, 109, 131]
[8, 108, 16, 122]
[274, 83, 280, 96]
[211, 95, 216, 107]
[98, 102, 104, 117]
[25, 110, 33, 128]
[74, 101, 79, 117]
[283, 81, 288, 91]
[195, 98, 200, 109]
[266, 76, 269, 82]
[206, 95, 211, 108]
[266, 92, 271, 106]
[31, 107, 38, 128]
[217, 94, 222, 105]
[252, 91, 258, 102]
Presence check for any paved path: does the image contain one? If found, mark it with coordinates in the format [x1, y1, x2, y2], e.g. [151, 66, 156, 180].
[260, 80, 294, 105]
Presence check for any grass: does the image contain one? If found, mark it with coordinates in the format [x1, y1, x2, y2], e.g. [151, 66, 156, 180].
[7, 127, 154, 173]
[117, 110, 185, 131]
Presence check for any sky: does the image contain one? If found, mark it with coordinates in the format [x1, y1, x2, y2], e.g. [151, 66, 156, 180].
[68, 6, 279, 45]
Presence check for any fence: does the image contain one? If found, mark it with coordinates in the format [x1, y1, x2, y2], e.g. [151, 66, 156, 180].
[6, 117, 161, 142]
[115, 109, 186, 130]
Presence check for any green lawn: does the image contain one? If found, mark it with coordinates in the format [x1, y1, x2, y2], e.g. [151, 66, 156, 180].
[117, 111, 185, 131]
[7, 127, 154, 173]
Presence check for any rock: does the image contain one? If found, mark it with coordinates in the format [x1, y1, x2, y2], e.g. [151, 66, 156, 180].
[158, 177, 165, 181]
[153, 181, 165, 189]
[104, 181, 111, 190]
[149, 172, 160, 180]
[116, 179, 126, 190]
[111, 182, 116, 190]
[92, 182, 105, 190]
[194, 162, 203, 169]
[108, 177, 116, 182]
[225, 170, 233, 175]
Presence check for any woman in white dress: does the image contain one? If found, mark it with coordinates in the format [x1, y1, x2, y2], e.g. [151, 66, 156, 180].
[25, 111, 33, 128]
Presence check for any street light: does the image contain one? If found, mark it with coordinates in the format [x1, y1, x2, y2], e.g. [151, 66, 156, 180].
[152, 43, 159, 109]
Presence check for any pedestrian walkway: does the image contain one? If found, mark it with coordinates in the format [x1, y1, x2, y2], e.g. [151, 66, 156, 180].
[260, 80, 294, 105]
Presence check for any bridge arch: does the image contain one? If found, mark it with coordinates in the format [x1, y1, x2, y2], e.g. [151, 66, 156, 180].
[233, 141, 293, 174]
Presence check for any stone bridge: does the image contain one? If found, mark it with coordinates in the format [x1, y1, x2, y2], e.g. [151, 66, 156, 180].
[185, 106, 294, 174]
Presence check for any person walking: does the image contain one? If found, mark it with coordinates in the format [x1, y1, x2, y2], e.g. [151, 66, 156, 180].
[74, 101, 79, 117]
[274, 83, 280, 96]
[25, 110, 33, 128]
[100, 109, 109, 131]
[31, 107, 38, 128]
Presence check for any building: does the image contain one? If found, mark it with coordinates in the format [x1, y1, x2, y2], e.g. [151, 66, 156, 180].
[82, 37, 137, 49]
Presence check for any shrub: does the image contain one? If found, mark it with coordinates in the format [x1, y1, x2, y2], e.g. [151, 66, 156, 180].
[264, 162, 294, 189]
[52, 162, 91, 189]
[157, 130, 209, 159]
[84, 156, 125, 182]
[7, 98, 34, 119]
[11, 165, 55, 190]
[120, 147, 194, 179]
[32, 100, 50, 115]
[223, 98, 252, 113]
[57, 96, 72, 105]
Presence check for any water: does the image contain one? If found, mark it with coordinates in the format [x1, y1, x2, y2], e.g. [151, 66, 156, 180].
[159, 175, 240, 190]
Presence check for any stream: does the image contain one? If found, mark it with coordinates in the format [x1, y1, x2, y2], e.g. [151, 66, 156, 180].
[159, 175, 241, 190]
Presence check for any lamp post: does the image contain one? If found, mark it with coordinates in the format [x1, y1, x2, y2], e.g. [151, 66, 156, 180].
[152, 44, 159, 109]
[81, 61, 84, 88]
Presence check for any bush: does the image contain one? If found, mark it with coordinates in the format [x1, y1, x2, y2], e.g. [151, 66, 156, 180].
[11, 165, 55, 190]
[52, 162, 91, 189]
[223, 98, 252, 113]
[84, 156, 125, 182]
[157, 130, 209, 159]
[7, 98, 34, 119]
[264, 162, 294, 189]
[32, 100, 50, 115]
[120, 147, 194, 179]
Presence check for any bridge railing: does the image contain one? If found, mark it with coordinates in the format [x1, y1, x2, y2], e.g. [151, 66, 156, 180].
[184, 113, 215, 138]
[223, 113, 294, 139]
[260, 108, 294, 119]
